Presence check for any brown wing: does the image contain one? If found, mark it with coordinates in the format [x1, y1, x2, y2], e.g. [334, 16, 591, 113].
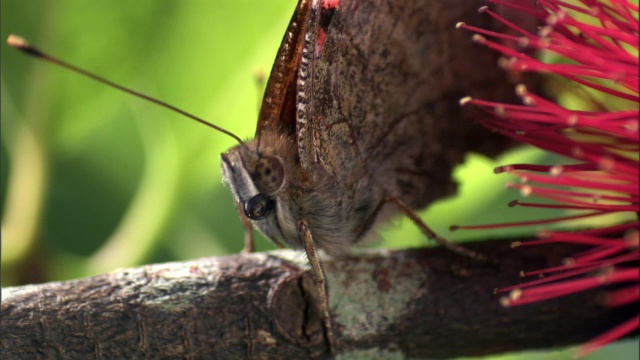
[302, 0, 526, 209]
[256, 0, 312, 138]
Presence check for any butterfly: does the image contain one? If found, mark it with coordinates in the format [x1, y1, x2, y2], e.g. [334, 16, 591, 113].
[221, 0, 519, 351]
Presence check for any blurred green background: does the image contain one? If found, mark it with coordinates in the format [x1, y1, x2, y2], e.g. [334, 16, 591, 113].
[2, 0, 297, 283]
[1, 1, 636, 358]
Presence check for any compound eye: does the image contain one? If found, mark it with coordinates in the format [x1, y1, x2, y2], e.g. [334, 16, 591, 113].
[253, 155, 285, 194]
[244, 193, 275, 220]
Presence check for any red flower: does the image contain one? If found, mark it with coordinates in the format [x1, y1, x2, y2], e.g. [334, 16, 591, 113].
[457, 0, 638, 356]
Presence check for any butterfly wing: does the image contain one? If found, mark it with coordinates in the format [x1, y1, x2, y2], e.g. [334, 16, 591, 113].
[299, 0, 525, 209]
[256, 0, 312, 139]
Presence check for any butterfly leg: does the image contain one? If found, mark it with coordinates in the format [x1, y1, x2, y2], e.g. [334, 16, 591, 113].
[299, 220, 335, 355]
[231, 198, 256, 254]
[385, 195, 493, 264]
[240, 215, 256, 254]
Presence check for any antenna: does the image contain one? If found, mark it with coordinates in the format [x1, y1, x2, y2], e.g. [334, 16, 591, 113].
[7, 34, 244, 145]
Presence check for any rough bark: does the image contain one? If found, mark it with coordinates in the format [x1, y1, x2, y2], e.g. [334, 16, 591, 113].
[1, 238, 634, 359]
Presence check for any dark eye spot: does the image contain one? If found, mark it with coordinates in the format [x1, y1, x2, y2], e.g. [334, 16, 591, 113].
[244, 193, 275, 220]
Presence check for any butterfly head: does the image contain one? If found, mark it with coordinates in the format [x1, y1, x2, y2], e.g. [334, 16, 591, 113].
[221, 132, 299, 247]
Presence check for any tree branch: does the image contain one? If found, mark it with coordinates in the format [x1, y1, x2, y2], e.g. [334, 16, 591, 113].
[2, 237, 634, 359]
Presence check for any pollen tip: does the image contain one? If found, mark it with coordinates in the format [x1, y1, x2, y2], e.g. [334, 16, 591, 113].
[471, 34, 486, 44]
[455, 22, 466, 29]
[598, 157, 615, 172]
[459, 96, 473, 106]
[515, 84, 528, 97]
[520, 185, 532, 197]
[538, 26, 553, 38]
[511, 241, 522, 248]
[517, 36, 530, 48]
[549, 165, 563, 176]
[509, 288, 522, 300]
[538, 230, 552, 238]
[522, 95, 536, 106]
[497, 57, 509, 69]
[478, 5, 489, 13]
